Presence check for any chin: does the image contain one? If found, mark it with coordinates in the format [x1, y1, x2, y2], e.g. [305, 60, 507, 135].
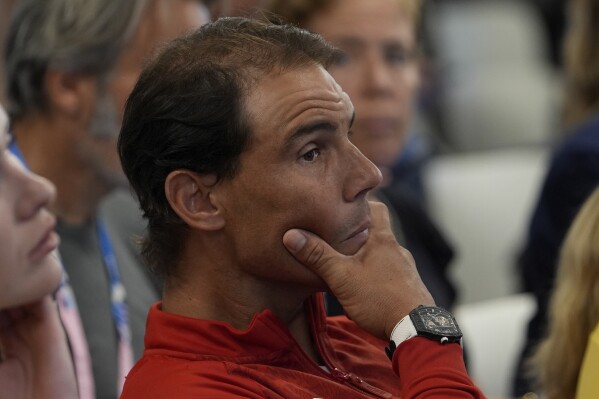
[1, 275, 60, 309]
[335, 231, 369, 256]
[34, 256, 63, 297]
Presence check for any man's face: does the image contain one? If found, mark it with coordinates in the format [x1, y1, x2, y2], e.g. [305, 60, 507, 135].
[214, 65, 382, 289]
[306, 0, 419, 168]
[77, 0, 209, 190]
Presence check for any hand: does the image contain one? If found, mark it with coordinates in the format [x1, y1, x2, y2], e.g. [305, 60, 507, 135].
[283, 201, 435, 340]
[0, 296, 78, 399]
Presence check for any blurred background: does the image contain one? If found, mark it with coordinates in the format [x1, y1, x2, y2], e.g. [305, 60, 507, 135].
[393, 1, 565, 397]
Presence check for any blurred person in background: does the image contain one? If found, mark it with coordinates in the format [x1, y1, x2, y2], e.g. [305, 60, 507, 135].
[529, 185, 599, 399]
[560, 0, 599, 129]
[208, 0, 262, 18]
[529, 0, 567, 68]
[0, 0, 17, 105]
[3, 0, 208, 397]
[514, 0, 599, 395]
[0, 104, 77, 399]
[265, 0, 456, 313]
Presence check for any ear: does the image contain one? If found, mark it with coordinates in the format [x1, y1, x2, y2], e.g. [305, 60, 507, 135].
[165, 170, 224, 231]
[44, 70, 97, 118]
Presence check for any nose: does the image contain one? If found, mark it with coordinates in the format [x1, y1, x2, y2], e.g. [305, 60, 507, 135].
[13, 155, 56, 221]
[343, 143, 383, 202]
[361, 51, 394, 97]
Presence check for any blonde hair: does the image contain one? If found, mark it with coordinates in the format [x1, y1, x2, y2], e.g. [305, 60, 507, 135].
[263, 0, 421, 29]
[530, 186, 599, 399]
[563, 0, 599, 129]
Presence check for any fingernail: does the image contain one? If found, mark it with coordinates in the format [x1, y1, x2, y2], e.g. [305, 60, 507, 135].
[285, 230, 307, 252]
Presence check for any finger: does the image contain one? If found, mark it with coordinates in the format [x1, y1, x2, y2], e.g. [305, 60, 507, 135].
[283, 229, 344, 281]
[368, 200, 392, 231]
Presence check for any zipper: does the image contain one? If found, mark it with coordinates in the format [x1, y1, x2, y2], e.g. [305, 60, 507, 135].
[307, 295, 394, 399]
[330, 368, 393, 399]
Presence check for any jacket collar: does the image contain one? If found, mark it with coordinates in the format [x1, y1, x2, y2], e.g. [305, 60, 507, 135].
[144, 293, 328, 360]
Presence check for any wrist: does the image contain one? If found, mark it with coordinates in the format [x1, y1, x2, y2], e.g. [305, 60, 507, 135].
[385, 305, 462, 360]
[389, 313, 418, 344]
[383, 301, 434, 339]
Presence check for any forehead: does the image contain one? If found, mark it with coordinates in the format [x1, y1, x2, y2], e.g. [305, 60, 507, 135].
[307, 0, 414, 43]
[244, 65, 353, 145]
[115, 0, 200, 74]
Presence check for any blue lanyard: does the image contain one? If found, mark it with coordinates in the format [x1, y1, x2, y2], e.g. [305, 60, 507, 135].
[8, 140, 24, 164]
[96, 221, 132, 348]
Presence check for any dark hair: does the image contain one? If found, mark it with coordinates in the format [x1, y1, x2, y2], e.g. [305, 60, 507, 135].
[4, 0, 148, 121]
[118, 17, 337, 278]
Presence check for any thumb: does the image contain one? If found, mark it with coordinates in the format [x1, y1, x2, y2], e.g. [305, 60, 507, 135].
[283, 229, 342, 281]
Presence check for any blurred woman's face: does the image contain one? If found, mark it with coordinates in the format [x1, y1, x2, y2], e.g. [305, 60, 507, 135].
[0, 106, 62, 309]
[306, 0, 420, 168]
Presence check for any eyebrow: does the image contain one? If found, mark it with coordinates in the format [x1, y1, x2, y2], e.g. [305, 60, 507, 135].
[334, 37, 365, 49]
[285, 111, 355, 149]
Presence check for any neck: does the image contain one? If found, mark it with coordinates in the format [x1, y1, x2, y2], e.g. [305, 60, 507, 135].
[12, 114, 110, 225]
[162, 240, 322, 363]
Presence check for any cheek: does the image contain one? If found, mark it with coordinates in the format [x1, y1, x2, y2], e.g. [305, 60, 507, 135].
[0, 256, 62, 309]
[0, 210, 17, 263]
[227, 189, 343, 285]
[405, 64, 420, 90]
[396, 68, 420, 106]
[0, 239, 16, 288]
[230, 177, 342, 246]
[0, 230, 27, 307]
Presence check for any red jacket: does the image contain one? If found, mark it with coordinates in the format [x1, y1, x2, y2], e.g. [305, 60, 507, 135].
[121, 294, 484, 398]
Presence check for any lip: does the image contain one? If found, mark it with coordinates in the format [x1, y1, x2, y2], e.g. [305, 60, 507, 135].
[29, 218, 60, 263]
[342, 219, 371, 249]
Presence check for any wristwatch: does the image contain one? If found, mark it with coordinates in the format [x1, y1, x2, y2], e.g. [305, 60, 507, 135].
[385, 305, 463, 360]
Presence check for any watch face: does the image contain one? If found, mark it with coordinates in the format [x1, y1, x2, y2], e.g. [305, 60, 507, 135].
[411, 306, 462, 339]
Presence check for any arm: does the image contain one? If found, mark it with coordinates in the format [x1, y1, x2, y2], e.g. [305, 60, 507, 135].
[0, 296, 78, 399]
[283, 201, 485, 398]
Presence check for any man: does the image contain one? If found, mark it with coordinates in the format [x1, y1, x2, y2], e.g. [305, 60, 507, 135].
[265, 0, 457, 314]
[118, 18, 484, 398]
[3, 1, 208, 398]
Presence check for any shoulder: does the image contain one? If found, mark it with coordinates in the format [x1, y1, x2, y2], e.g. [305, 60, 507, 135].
[122, 355, 265, 399]
[576, 323, 599, 399]
[553, 116, 599, 161]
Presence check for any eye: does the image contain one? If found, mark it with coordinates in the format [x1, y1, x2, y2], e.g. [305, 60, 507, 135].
[301, 148, 321, 162]
[385, 47, 416, 66]
[331, 50, 351, 67]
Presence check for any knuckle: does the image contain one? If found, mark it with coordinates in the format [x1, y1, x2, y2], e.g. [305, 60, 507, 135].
[371, 200, 388, 214]
[303, 241, 327, 268]
[399, 247, 416, 264]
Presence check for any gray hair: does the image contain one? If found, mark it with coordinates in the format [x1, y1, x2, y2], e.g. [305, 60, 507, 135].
[4, 0, 149, 120]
